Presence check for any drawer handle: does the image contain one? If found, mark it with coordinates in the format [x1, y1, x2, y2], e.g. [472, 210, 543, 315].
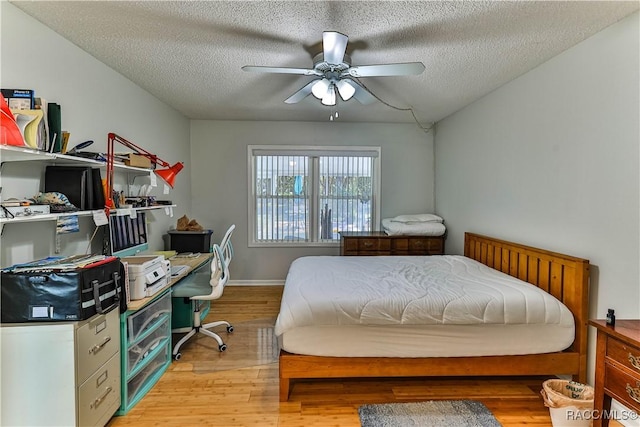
[626, 382, 640, 404]
[88, 336, 111, 354]
[363, 241, 373, 247]
[629, 353, 640, 371]
[90, 386, 113, 409]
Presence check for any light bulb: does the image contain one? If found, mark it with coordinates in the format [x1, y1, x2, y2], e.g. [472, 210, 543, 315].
[312, 79, 330, 99]
[321, 84, 336, 106]
[336, 80, 356, 101]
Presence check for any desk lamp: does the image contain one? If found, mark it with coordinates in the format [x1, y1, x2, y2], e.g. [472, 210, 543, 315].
[105, 132, 184, 210]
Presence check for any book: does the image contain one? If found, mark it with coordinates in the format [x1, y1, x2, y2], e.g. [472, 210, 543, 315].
[34, 98, 50, 151]
[61, 131, 70, 153]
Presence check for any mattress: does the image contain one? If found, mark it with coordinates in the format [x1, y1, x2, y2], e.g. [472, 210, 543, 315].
[275, 255, 575, 357]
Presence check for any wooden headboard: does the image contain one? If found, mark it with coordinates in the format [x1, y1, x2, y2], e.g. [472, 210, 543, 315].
[464, 232, 590, 379]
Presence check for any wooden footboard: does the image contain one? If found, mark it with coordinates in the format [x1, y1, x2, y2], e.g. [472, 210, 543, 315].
[279, 233, 590, 401]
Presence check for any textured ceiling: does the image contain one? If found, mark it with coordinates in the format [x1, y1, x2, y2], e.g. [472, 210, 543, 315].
[10, 1, 639, 124]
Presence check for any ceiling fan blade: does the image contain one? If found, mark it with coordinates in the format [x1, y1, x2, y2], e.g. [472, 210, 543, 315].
[242, 65, 319, 76]
[346, 62, 425, 77]
[323, 31, 348, 64]
[284, 80, 319, 104]
[345, 79, 377, 105]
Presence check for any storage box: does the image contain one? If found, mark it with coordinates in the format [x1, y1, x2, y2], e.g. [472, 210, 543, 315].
[1, 257, 123, 322]
[122, 153, 152, 169]
[0, 204, 50, 218]
[168, 230, 213, 253]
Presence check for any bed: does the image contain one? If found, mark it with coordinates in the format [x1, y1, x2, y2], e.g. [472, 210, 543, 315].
[276, 232, 590, 401]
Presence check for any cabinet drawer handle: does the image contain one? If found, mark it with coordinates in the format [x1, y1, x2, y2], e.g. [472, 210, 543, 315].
[88, 336, 111, 354]
[626, 382, 640, 404]
[90, 386, 113, 409]
[363, 241, 373, 247]
[629, 352, 640, 371]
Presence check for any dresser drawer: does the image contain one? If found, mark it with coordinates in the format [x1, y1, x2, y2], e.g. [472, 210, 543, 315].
[78, 352, 121, 427]
[127, 316, 170, 374]
[408, 237, 444, 254]
[127, 291, 171, 342]
[357, 238, 390, 252]
[127, 344, 169, 404]
[604, 363, 640, 412]
[608, 335, 640, 375]
[76, 308, 120, 384]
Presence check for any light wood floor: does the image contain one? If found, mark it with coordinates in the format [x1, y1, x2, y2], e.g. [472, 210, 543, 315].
[108, 285, 612, 427]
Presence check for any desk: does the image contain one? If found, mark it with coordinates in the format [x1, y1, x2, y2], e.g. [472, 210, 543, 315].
[590, 319, 640, 427]
[117, 253, 212, 415]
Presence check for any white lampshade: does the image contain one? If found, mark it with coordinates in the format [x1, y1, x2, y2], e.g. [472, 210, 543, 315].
[321, 84, 336, 106]
[311, 79, 330, 99]
[336, 80, 356, 101]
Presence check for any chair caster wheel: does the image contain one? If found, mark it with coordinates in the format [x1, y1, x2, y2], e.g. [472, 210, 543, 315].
[219, 343, 227, 352]
[227, 325, 234, 333]
[173, 352, 181, 361]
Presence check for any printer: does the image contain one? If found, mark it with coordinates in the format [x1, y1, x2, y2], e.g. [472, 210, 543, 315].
[121, 255, 170, 300]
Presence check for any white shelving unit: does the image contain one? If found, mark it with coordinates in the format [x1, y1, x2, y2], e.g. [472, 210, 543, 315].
[0, 145, 176, 226]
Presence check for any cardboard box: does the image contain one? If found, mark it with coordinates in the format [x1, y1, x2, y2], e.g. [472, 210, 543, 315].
[1, 88, 34, 110]
[123, 153, 152, 169]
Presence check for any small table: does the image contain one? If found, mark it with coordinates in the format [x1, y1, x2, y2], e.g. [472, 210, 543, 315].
[589, 319, 640, 427]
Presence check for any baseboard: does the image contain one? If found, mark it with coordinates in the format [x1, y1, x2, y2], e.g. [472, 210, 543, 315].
[611, 400, 640, 427]
[227, 279, 285, 286]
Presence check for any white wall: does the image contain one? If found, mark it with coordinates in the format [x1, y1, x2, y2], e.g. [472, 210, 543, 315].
[190, 120, 434, 280]
[435, 12, 640, 383]
[0, 3, 191, 266]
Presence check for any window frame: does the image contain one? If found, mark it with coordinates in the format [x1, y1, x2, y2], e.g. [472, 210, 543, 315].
[247, 145, 381, 248]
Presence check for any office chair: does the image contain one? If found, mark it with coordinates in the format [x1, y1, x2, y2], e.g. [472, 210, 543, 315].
[219, 224, 235, 267]
[171, 244, 233, 359]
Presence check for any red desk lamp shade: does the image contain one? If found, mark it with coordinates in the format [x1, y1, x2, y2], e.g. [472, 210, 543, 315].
[105, 133, 183, 210]
[155, 162, 184, 188]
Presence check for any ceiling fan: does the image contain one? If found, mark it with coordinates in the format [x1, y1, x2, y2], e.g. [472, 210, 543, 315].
[242, 31, 425, 106]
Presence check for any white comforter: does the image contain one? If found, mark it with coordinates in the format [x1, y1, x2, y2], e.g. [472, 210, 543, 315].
[274, 255, 574, 336]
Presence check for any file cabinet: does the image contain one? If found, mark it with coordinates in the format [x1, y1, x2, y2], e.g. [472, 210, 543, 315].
[1, 308, 121, 426]
[117, 288, 172, 415]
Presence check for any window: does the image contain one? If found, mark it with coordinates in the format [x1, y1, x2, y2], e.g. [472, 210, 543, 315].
[248, 145, 380, 246]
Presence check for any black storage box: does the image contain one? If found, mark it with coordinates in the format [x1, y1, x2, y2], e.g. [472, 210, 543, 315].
[168, 230, 213, 253]
[1, 258, 123, 322]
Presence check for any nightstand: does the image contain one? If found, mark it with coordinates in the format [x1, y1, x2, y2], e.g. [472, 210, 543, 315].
[589, 319, 640, 427]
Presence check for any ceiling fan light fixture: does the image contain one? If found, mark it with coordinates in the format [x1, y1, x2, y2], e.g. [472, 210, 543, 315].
[321, 84, 336, 106]
[311, 78, 330, 99]
[336, 80, 356, 101]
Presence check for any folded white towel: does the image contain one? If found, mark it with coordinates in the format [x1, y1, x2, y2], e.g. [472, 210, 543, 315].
[382, 219, 446, 236]
[389, 213, 444, 224]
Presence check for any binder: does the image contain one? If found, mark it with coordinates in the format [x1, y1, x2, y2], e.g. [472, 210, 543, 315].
[44, 166, 94, 210]
[91, 168, 106, 209]
[47, 102, 62, 152]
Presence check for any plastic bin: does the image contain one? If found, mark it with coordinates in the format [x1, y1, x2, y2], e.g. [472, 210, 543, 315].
[168, 230, 213, 253]
[541, 379, 594, 427]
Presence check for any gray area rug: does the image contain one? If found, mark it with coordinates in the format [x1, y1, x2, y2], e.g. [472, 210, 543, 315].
[359, 400, 502, 427]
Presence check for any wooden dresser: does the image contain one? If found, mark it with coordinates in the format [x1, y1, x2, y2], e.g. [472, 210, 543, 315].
[589, 319, 640, 427]
[340, 231, 445, 256]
